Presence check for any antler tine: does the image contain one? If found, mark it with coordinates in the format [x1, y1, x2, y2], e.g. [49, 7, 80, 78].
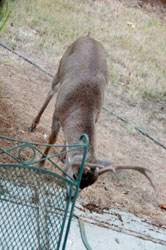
[98, 165, 156, 191]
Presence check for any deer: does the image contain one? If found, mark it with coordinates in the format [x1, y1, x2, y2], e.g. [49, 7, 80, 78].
[30, 36, 155, 192]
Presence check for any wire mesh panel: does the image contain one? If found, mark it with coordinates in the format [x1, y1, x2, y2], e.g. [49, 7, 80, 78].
[0, 135, 89, 249]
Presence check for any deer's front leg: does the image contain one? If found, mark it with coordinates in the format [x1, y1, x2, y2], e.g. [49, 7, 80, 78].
[40, 114, 60, 167]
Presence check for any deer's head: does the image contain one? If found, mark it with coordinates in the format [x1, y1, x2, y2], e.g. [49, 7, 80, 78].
[67, 156, 156, 191]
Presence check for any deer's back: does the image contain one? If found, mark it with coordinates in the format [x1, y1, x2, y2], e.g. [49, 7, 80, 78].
[55, 37, 109, 123]
[59, 37, 109, 84]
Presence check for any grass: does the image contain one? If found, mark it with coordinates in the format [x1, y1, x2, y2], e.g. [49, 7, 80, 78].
[0, 0, 18, 32]
[0, 0, 166, 102]
[0, 85, 3, 96]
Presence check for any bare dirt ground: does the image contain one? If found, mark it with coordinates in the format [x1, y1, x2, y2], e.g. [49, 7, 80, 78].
[122, 0, 166, 23]
[0, 2, 166, 226]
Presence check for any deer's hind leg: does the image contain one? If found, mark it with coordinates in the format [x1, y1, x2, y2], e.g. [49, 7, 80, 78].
[30, 76, 61, 132]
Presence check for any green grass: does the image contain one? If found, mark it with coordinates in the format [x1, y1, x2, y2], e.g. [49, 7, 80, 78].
[0, 85, 3, 96]
[0, 0, 18, 32]
[0, 0, 166, 102]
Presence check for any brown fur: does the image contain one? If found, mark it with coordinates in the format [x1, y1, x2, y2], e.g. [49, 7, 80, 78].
[30, 36, 109, 174]
[30, 36, 155, 192]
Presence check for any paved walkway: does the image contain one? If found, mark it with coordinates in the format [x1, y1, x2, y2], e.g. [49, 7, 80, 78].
[66, 203, 166, 250]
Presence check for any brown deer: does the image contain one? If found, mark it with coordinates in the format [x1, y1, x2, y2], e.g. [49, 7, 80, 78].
[30, 36, 155, 191]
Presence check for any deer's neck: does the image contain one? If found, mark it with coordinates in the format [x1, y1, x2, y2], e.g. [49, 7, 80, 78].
[63, 113, 97, 162]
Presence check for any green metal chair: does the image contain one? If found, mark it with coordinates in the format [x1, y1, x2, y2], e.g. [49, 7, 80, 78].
[0, 134, 89, 249]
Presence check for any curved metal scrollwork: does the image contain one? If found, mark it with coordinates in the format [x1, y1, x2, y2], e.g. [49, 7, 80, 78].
[0, 135, 89, 178]
[18, 143, 36, 165]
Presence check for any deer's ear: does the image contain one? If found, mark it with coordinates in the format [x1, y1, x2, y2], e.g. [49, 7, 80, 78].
[96, 159, 113, 167]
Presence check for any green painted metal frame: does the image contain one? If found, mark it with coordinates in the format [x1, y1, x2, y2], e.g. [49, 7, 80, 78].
[0, 134, 89, 249]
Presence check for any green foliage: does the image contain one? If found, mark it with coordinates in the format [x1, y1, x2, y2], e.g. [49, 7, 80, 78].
[0, 0, 18, 32]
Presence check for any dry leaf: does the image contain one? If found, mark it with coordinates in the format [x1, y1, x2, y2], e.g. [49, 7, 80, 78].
[115, 237, 120, 244]
[161, 204, 166, 210]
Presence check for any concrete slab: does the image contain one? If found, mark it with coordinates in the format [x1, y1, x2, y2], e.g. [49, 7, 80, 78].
[66, 203, 166, 250]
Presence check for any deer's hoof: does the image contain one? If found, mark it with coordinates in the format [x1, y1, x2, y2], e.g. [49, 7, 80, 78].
[29, 126, 35, 132]
[29, 123, 37, 132]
